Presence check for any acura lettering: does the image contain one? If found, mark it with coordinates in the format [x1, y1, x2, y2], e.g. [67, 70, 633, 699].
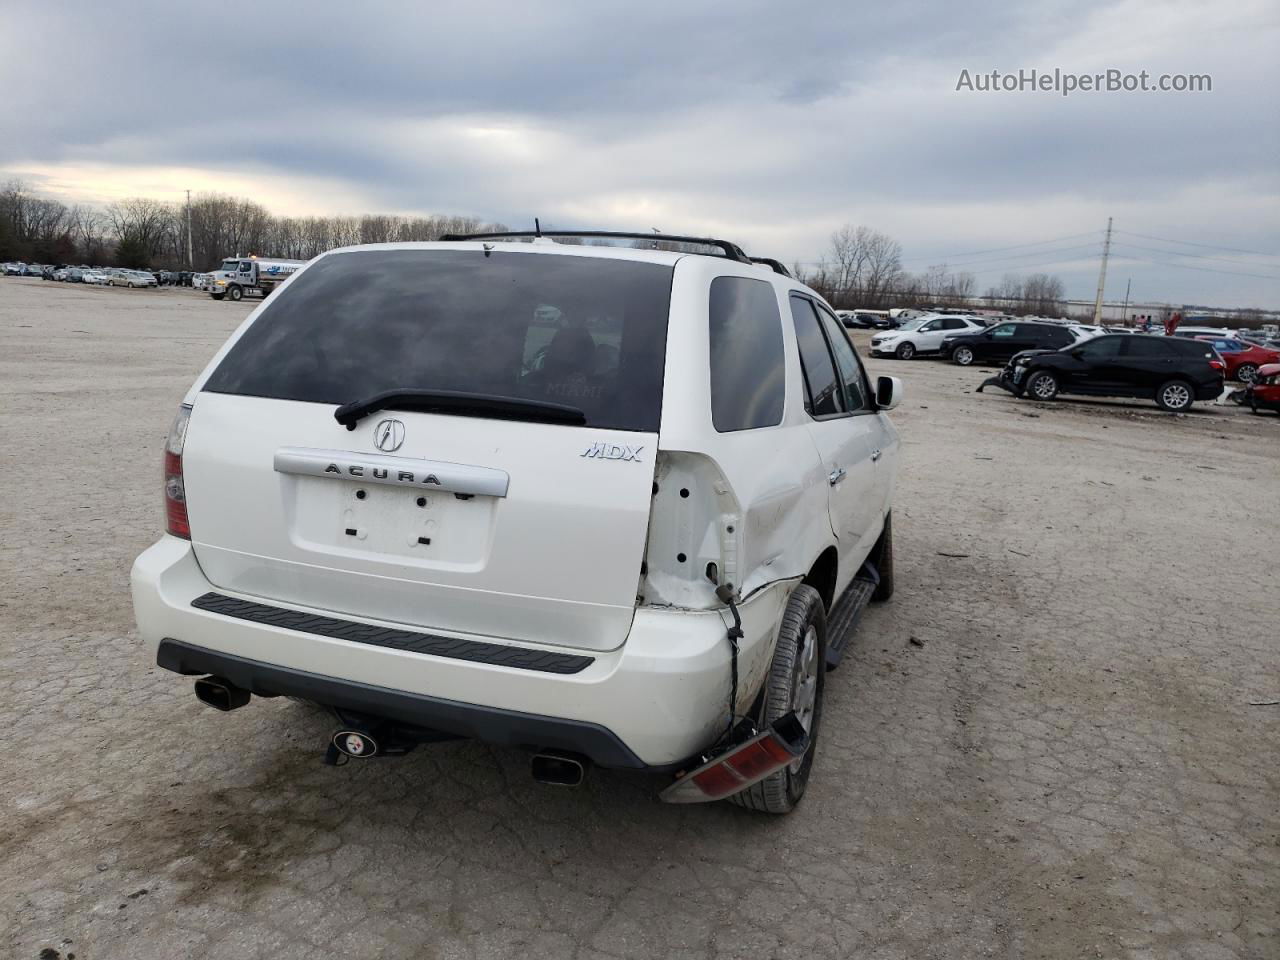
[323, 463, 442, 485]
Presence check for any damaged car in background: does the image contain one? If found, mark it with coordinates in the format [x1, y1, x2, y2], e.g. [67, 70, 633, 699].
[131, 231, 903, 814]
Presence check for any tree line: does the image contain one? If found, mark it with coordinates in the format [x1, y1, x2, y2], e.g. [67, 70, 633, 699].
[0, 180, 507, 270]
[0, 182, 1069, 314]
[795, 223, 1066, 316]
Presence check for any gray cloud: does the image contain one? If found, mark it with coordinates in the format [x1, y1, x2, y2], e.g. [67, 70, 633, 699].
[3, 0, 1278, 305]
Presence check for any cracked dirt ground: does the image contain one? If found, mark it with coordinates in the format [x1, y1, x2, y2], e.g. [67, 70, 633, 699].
[1, 279, 1277, 960]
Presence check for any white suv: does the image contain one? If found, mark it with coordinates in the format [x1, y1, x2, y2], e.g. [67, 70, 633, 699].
[132, 232, 903, 813]
[870, 313, 987, 359]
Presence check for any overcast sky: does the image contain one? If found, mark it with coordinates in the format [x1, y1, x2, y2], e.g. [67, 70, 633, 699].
[3, 0, 1277, 307]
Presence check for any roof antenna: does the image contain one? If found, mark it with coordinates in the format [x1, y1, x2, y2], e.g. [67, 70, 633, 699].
[534, 217, 542, 238]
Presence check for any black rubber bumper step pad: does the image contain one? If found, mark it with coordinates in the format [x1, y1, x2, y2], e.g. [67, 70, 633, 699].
[190, 592, 594, 675]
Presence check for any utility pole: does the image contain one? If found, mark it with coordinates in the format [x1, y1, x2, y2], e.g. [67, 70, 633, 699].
[1092, 217, 1112, 325]
[1120, 277, 1131, 326]
[185, 189, 194, 270]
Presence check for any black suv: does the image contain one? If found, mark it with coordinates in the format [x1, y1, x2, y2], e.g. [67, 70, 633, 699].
[979, 334, 1224, 412]
[942, 321, 1076, 366]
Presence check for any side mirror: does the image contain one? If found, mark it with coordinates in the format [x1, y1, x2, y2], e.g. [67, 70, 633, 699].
[876, 375, 903, 410]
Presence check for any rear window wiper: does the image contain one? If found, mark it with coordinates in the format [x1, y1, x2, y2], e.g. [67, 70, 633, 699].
[334, 389, 588, 430]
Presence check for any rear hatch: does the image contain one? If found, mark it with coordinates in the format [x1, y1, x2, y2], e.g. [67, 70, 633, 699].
[183, 247, 673, 652]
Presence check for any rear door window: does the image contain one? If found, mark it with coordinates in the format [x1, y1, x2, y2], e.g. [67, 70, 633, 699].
[1125, 337, 1175, 358]
[790, 297, 845, 417]
[708, 277, 786, 432]
[203, 250, 674, 432]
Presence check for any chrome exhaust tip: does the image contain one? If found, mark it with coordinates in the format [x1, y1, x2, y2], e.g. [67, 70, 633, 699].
[194, 676, 250, 712]
[531, 751, 588, 787]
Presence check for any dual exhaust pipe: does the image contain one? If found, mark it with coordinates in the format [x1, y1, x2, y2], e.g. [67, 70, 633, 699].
[193, 675, 590, 786]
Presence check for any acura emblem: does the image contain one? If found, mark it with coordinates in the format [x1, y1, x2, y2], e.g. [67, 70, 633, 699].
[373, 418, 405, 452]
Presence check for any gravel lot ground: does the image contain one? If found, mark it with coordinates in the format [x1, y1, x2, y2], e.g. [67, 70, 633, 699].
[2, 276, 1277, 960]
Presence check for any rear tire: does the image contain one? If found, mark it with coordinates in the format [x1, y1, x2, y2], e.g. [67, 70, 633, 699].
[872, 514, 894, 602]
[896, 341, 916, 360]
[1026, 370, 1059, 401]
[730, 584, 826, 815]
[1155, 379, 1193, 412]
[1235, 363, 1259, 384]
[953, 346, 975, 366]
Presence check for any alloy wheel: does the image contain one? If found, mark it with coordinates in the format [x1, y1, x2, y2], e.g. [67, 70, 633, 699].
[1162, 383, 1191, 409]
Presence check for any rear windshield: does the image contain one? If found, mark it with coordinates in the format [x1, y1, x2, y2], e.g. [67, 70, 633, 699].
[203, 249, 674, 432]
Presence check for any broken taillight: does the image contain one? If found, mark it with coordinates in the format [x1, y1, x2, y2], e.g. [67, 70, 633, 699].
[164, 404, 192, 539]
[659, 713, 808, 803]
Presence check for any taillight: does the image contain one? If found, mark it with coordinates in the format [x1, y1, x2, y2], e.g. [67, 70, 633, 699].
[164, 404, 192, 539]
[1209, 359, 1225, 372]
[660, 713, 808, 804]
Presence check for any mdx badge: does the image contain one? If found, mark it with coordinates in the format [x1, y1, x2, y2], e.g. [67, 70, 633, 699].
[373, 418, 405, 452]
[581, 442, 643, 462]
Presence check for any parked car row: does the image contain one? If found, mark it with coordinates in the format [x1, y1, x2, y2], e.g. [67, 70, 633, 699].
[2, 261, 47, 276]
[2, 262, 200, 287]
[861, 314, 1279, 389]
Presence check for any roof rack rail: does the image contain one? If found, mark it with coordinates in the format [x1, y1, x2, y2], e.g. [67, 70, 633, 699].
[437, 230, 753, 265]
[749, 257, 791, 278]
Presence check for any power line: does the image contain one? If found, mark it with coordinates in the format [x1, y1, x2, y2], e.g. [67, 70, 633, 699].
[794, 242, 1102, 271]
[1112, 229, 1278, 258]
[1109, 253, 1280, 281]
[960, 254, 1110, 275]
[935, 242, 1103, 269]
[1110, 240, 1280, 272]
[898, 230, 1104, 262]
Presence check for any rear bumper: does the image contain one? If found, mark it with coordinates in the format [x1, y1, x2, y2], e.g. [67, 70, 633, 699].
[157, 638, 652, 768]
[132, 537, 788, 769]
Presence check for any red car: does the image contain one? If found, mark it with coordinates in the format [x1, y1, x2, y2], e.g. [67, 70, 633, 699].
[1244, 362, 1280, 415]
[1194, 337, 1280, 383]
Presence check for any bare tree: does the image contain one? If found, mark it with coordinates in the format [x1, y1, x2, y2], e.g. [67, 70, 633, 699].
[105, 197, 175, 265]
[815, 224, 903, 308]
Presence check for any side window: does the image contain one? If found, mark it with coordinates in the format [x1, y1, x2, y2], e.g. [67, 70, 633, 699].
[944, 318, 968, 331]
[919, 319, 940, 332]
[1125, 337, 1174, 358]
[991, 324, 1016, 338]
[789, 297, 845, 417]
[1080, 336, 1123, 359]
[814, 304, 872, 412]
[708, 277, 786, 432]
